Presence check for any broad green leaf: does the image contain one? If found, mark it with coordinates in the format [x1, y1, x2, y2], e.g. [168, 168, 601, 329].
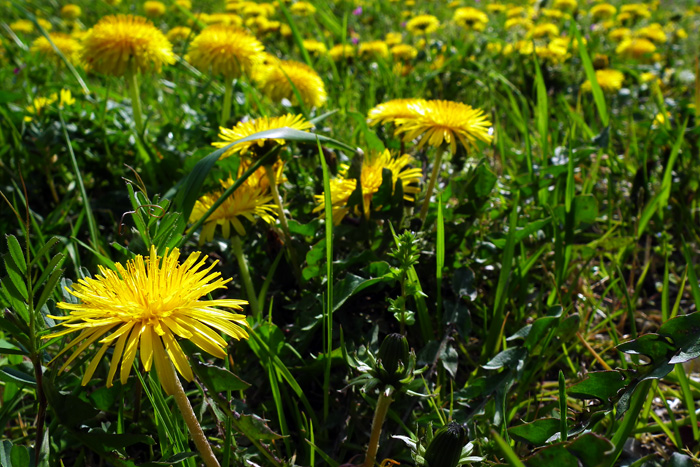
[483, 347, 527, 370]
[567, 371, 627, 404]
[192, 360, 251, 392]
[0, 364, 35, 386]
[237, 414, 284, 441]
[10, 445, 29, 467]
[509, 418, 560, 446]
[333, 273, 390, 312]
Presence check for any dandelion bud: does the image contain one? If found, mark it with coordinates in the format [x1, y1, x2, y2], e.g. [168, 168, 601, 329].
[423, 422, 468, 467]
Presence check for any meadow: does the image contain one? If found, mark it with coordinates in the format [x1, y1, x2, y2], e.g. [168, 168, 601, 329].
[1, 0, 700, 466]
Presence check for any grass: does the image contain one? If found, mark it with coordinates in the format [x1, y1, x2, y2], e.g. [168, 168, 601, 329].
[1, 0, 700, 466]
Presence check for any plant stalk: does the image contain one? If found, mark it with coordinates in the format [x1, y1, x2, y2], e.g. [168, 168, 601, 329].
[419, 146, 446, 225]
[264, 164, 301, 280]
[126, 66, 144, 135]
[231, 235, 260, 319]
[363, 387, 393, 467]
[221, 79, 233, 128]
[169, 361, 222, 467]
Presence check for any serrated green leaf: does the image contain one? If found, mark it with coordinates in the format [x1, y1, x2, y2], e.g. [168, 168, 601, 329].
[34, 268, 64, 314]
[3, 257, 28, 302]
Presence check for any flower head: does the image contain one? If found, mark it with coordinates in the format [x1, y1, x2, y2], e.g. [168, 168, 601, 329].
[80, 14, 175, 76]
[61, 4, 82, 20]
[45, 246, 248, 394]
[144, 1, 167, 18]
[406, 14, 440, 35]
[190, 174, 278, 241]
[255, 58, 327, 108]
[213, 114, 313, 159]
[358, 41, 390, 60]
[329, 44, 355, 61]
[290, 1, 316, 16]
[30, 33, 81, 64]
[187, 25, 265, 79]
[167, 26, 194, 42]
[368, 99, 493, 153]
[303, 39, 327, 56]
[581, 69, 624, 93]
[314, 150, 422, 224]
[453, 7, 488, 31]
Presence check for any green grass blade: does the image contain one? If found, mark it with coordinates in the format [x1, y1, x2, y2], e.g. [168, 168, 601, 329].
[571, 23, 608, 126]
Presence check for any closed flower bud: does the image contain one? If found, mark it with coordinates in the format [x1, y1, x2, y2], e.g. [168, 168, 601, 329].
[378, 333, 409, 377]
[424, 422, 468, 467]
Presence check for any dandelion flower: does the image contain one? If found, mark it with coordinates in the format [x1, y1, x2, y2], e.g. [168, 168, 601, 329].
[256, 59, 327, 108]
[367, 98, 426, 125]
[10, 20, 35, 34]
[406, 14, 440, 35]
[589, 3, 616, 21]
[369, 99, 493, 154]
[190, 175, 278, 241]
[213, 114, 313, 159]
[359, 41, 390, 60]
[144, 1, 167, 18]
[385, 32, 403, 46]
[303, 39, 327, 56]
[453, 7, 488, 31]
[45, 246, 249, 394]
[30, 33, 81, 64]
[532, 23, 560, 39]
[329, 44, 355, 61]
[167, 26, 194, 42]
[314, 150, 422, 224]
[290, 1, 316, 16]
[61, 4, 82, 20]
[581, 69, 624, 93]
[616, 38, 656, 60]
[80, 14, 175, 76]
[187, 25, 264, 79]
[391, 44, 418, 61]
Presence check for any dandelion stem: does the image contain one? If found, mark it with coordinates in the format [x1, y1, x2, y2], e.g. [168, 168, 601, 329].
[221, 79, 233, 128]
[126, 66, 144, 135]
[363, 387, 393, 467]
[169, 362, 222, 467]
[419, 145, 446, 225]
[264, 164, 301, 280]
[231, 235, 260, 320]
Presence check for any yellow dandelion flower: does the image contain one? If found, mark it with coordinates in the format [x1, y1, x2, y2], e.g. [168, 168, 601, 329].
[370, 99, 493, 154]
[453, 7, 488, 31]
[10, 20, 34, 34]
[487, 3, 507, 14]
[30, 33, 81, 64]
[37, 19, 53, 32]
[190, 175, 278, 241]
[290, 1, 316, 16]
[359, 41, 390, 59]
[552, 0, 577, 11]
[314, 150, 422, 224]
[616, 38, 656, 59]
[368, 98, 426, 125]
[175, 0, 192, 9]
[80, 15, 175, 76]
[213, 114, 313, 159]
[144, 1, 167, 18]
[406, 15, 440, 36]
[589, 3, 616, 21]
[187, 25, 264, 79]
[385, 32, 403, 46]
[61, 4, 82, 20]
[303, 39, 327, 56]
[540, 8, 566, 19]
[391, 44, 418, 60]
[505, 17, 533, 32]
[44, 246, 249, 394]
[636, 23, 666, 43]
[532, 23, 559, 39]
[609, 27, 631, 42]
[256, 59, 327, 108]
[167, 26, 194, 42]
[581, 69, 624, 93]
[329, 44, 355, 61]
[204, 13, 244, 27]
[506, 6, 525, 18]
[619, 4, 650, 20]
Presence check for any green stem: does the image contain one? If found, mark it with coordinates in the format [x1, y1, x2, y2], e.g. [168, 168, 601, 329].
[363, 388, 393, 467]
[221, 79, 233, 128]
[264, 164, 301, 280]
[126, 67, 144, 135]
[231, 235, 260, 320]
[169, 361, 222, 467]
[608, 380, 652, 467]
[419, 146, 446, 225]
